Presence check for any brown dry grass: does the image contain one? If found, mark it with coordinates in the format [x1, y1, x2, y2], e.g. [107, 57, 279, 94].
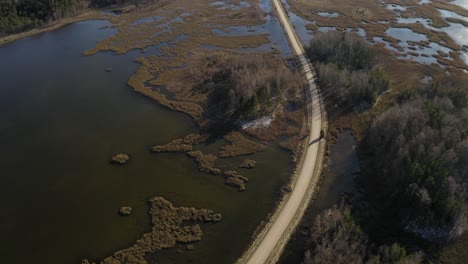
[85, 0, 307, 148]
[433, 0, 468, 17]
[186, 150, 221, 175]
[445, 17, 468, 27]
[185, 151, 251, 191]
[128, 57, 204, 120]
[289, 0, 467, 71]
[289, 0, 468, 137]
[223, 170, 249, 191]
[293, 0, 392, 21]
[152, 134, 205, 153]
[83, 197, 221, 264]
[247, 108, 305, 141]
[83, 0, 268, 56]
[219, 132, 268, 158]
[152, 139, 193, 153]
[239, 159, 256, 168]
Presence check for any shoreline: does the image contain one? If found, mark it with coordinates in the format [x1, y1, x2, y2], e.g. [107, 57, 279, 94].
[0, 1, 324, 262]
[0, 10, 105, 47]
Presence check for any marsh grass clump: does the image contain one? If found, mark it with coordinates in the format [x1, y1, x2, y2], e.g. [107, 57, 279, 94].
[239, 159, 256, 168]
[186, 150, 221, 175]
[119, 207, 132, 216]
[152, 139, 193, 153]
[224, 170, 248, 192]
[220, 132, 268, 158]
[185, 150, 250, 191]
[152, 134, 207, 153]
[111, 153, 129, 164]
[84, 197, 221, 264]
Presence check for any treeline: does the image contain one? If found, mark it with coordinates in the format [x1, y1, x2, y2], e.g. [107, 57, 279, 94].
[0, 0, 156, 37]
[364, 80, 467, 241]
[191, 52, 297, 120]
[304, 206, 423, 264]
[89, 0, 157, 8]
[0, 0, 88, 36]
[306, 32, 388, 110]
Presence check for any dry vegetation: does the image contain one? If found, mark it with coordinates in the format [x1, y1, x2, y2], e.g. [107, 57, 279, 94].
[84, 0, 308, 192]
[303, 206, 424, 264]
[299, 15, 468, 262]
[111, 153, 130, 164]
[82, 197, 221, 264]
[223, 170, 249, 191]
[83, 0, 268, 56]
[239, 159, 256, 168]
[186, 150, 221, 175]
[288, 0, 467, 71]
[185, 150, 249, 191]
[142, 51, 304, 191]
[219, 132, 268, 158]
[308, 32, 389, 112]
[86, 0, 308, 196]
[152, 139, 193, 152]
[152, 134, 205, 153]
[438, 226, 468, 264]
[127, 49, 302, 129]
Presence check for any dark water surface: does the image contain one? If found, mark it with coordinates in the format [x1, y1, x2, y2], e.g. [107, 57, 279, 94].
[0, 20, 291, 264]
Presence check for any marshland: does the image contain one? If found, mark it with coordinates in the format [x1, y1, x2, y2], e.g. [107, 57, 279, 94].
[0, 0, 467, 263]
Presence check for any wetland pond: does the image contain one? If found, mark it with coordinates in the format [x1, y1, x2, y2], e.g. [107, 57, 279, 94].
[0, 20, 293, 264]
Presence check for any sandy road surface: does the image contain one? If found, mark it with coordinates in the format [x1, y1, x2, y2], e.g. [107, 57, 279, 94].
[239, 0, 325, 263]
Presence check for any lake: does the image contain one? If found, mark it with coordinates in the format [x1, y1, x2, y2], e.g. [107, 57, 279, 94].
[0, 20, 292, 264]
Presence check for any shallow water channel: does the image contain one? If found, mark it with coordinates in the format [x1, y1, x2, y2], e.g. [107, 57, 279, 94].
[0, 20, 293, 264]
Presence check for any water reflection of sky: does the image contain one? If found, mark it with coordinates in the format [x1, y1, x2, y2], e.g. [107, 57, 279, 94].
[281, 0, 315, 45]
[210, 1, 251, 10]
[451, 0, 468, 10]
[384, 2, 468, 65]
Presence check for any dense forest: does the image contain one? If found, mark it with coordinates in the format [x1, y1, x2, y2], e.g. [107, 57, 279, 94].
[0, 0, 153, 37]
[304, 31, 468, 263]
[191, 52, 297, 120]
[304, 206, 423, 264]
[364, 79, 468, 240]
[306, 32, 388, 111]
[0, 0, 88, 36]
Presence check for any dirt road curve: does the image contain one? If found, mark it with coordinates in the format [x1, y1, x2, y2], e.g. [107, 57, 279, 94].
[239, 0, 325, 263]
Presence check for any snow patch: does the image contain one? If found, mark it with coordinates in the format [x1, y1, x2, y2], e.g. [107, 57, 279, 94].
[240, 116, 272, 130]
